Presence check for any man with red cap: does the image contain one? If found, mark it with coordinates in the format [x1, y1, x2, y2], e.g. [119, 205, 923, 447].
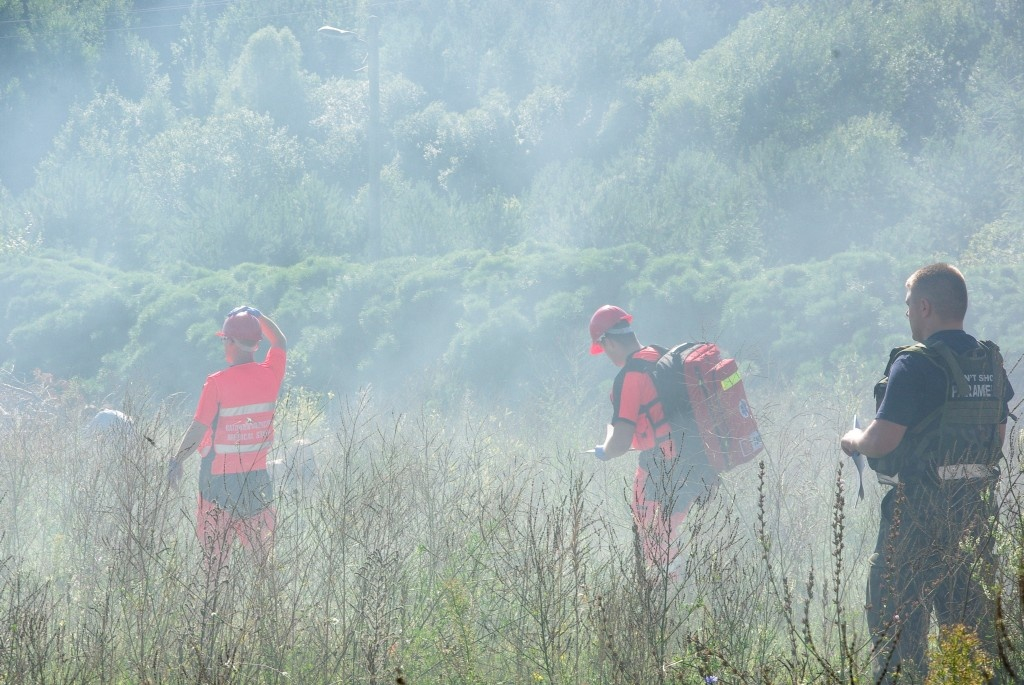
[168, 306, 287, 575]
[588, 304, 718, 572]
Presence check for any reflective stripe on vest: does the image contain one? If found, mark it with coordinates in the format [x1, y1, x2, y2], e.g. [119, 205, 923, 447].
[937, 463, 996, 480]
[213, 443, 266, 455]
[879, 464, 996, 484]
[210, 400, 277, 474]
[218, 402, 277, 417]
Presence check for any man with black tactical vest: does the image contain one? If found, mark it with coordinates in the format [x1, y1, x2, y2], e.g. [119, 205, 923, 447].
[841, 263, 1014, 683]
[587, 305, 718, 572]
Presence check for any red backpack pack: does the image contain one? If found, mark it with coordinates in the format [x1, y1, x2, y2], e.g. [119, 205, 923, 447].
[650, 342, 764, 472]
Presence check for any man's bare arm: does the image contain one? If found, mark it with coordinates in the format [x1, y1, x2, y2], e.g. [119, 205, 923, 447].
[841, 418, 907, 458]
[601, 420, 636, 459]
[258, 314, 286, 351]
[168, 420, 208, 486]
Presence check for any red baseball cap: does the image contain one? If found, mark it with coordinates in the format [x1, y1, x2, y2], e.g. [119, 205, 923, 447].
[216, 312, 263, 344]
[589, 305, 632, 355]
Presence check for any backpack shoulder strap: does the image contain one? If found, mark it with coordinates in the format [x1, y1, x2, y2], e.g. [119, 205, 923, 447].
[671, 342, 700, 356]
[883, 342, 937, 375]
[615, 345, 670, 411]
[614, 350, 653, 408]
[622, 345, 666, 373]
[893, 339, 1003, 397]
[924, 340, 971, 399]
[979, 340, 1003, 366]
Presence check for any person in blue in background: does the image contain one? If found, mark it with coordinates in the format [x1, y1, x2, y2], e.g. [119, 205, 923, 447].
[841, 263, 1014, 683]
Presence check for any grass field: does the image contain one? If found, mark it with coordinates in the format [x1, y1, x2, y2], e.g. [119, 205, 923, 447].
[0, 372, 1022, 684]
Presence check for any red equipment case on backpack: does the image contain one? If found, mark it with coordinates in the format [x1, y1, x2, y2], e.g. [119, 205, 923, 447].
[683, 343, 763, 472]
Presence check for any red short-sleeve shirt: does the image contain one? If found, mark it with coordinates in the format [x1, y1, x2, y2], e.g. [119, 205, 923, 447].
[611, 347, 667, 451]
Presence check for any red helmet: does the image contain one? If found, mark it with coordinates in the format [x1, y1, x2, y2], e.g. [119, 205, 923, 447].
[588, 305, 632, 355]
[216, 313, 263, 344]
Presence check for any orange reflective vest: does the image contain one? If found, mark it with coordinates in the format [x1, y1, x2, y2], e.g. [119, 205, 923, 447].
[195, 347, 287, 475]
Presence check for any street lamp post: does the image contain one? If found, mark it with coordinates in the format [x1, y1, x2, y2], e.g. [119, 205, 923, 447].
[318, 18, 381, 259]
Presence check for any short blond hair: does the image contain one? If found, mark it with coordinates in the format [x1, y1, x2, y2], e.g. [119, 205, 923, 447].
[906, 263, 967, 321]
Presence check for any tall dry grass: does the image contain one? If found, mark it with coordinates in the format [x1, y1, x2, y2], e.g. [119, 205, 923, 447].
[0, 369, 1020, 684]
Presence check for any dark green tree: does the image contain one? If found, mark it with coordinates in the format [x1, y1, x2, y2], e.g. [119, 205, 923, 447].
[215, 25, 312, 135]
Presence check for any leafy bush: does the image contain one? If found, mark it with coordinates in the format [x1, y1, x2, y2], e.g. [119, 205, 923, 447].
[0, 253, 137, 385]
[720, 251, 905, 381]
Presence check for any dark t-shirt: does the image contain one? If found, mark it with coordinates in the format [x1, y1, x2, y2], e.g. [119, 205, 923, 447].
[876, 329, 1014, 427]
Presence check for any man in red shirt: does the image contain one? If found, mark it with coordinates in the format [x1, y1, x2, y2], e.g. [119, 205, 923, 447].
[168, 306, 287, 574]
[588, 305, 718, 571]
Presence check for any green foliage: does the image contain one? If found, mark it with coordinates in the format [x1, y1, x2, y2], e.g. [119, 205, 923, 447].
[963, 219, 1024, 268]
[420, 89, 520, 195]
[308, 75, 376, 189]
[0, 252, 136, 383]
[648, 1, 988, 155]
[134, 110, 309, 266]
[628, 253, 753, 343]
[447, 302, 531, 395]
[380, 174, 468, 257]
[520, 159, 603, 247]
[647, 148, 766, 259]
[137, 109, 303, 212]
[958, 263, 1024, 361]
[465, 189, 525, 252]
[926, 624, 995, 683]
[0, 185, 39, 257]
[172, 1, 226, 116]
[0, 0, 135, 190]
[0, 0, 1022, 403]
[46, 84, 175, 172]
[761, 113, 916, 261]
[720, 251, 906, 381]
[22, 158, 156, 262]
[98, 27, 166, 100]
[2, 3, 1024, 680]
[215, 26, 312, 135]
[894, 47, 1024, 258]
[515, 85, 571, 151]
[279, 258, 380, 394]
[20, 86, 174, 265]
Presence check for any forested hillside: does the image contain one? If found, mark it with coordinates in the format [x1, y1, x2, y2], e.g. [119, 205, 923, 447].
[5, 4, 1024, 683]
[2, 0, 1023, 408]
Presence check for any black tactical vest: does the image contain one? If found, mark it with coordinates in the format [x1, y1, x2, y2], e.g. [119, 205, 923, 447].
[870, 340, 1007, 484]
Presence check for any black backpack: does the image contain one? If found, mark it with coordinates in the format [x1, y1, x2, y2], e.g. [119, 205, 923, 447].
[647, 342, 700, 422]
[630, 342, 764, 472]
